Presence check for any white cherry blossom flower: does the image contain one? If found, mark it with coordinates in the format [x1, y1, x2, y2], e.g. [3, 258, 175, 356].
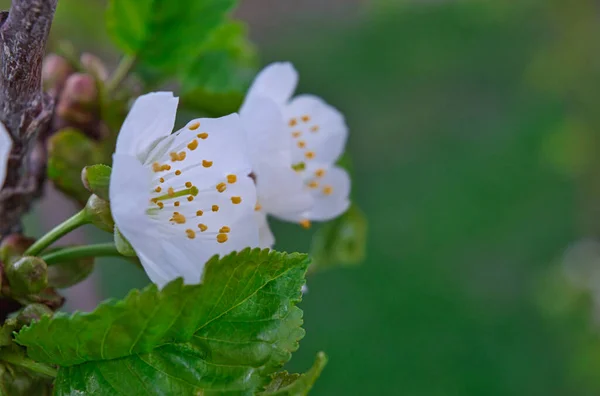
[110, 92, 258, 287]
[0, 121, 12, 187]
[240, 63, 351, 247]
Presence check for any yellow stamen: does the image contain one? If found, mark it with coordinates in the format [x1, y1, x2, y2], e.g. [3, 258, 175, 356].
[187, 139, 198, 151]
[305, 151, 315, 160]
[255, 203, 262, 211]
[216, 233, 228, 243]
[315, 168, 325, 178]
[187, 196, 194, 202]
[308, 181, 319, 189]
[189, 122, 200, 130]
[186, 229, 196, 239]
[289, 118, 298, 127]
[322, 185, 333, 195]
[219, 226, 231, 233]
[157, 202, 164, 209]
[161, 164, 171, 171]
[216, 182, 226, 193]
[170, 212, 186, 224]
[311, 125, 319, 132]
[198, 223, 208, 232]
[300, 219, 311, 229]
[212, 205, 219, 212]
[292, 131, 302, 138]
[185, 181, 192, 188]
[297, 140, 306, 149]
[202, 160, 213, 168]
[175, 170, 182, 176]
[159, 177, 165, 183]
[155, 186, 162, 193]
[174, 201, 180, 207]
[231, 196, 242, 204]
[197, 132, 208, 139]
[301, 115, 311, 122]
[227, 174, 237, 184]
[168, 187, 175, 197]
[152, 162, 162, 172]
[196, 210, 203, 216]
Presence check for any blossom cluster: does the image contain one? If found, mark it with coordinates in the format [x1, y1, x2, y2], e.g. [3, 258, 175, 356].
[0, 63, 351, 287]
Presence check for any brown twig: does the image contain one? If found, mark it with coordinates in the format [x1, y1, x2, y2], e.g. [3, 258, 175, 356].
[0, 0, 58, 237]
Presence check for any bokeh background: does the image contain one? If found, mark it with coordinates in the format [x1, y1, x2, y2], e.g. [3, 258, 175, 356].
[17, 0, 600, 394]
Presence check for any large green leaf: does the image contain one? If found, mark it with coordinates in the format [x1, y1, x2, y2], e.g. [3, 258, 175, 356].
[106, 0, 237, 71]
[261, 352, 328, 395]
[181, 21, 258, 115]
[17, 249, 309, 394]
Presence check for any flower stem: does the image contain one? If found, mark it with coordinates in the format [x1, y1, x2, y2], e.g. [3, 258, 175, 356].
[0, 350, 57, 377]
[24, 210, 90, 257]
[106, 55, 136, 95]
[41, 243, 122, 265]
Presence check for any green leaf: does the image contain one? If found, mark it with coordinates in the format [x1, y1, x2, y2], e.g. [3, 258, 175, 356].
[47, 129, 105, 205]
[17, 249, 309, 394]
[180, 21, 257, 115]
[106, 0, 238, 72]
[81, 164, 112, 201]
[309, 204, 368, 273]
[261, 352, 328, 396]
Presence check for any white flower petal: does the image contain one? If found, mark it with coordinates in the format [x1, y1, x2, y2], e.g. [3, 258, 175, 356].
[0, 121, 12, 187]
[240, 95, 291, 167]
[255, 210, 275, 248]
[242, 62, 298, 109]
[255, 163, 313, 218]
[304, 165, 351, 221]
[284, 94, 348, 166]
[115, 92, 178, 160]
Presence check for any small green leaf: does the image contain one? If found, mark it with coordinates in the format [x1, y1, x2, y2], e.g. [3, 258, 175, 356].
[81, 164, 111, 201]
[180, 21, 257, 115]
[106, 0, 238, 72]
[309, 204, 368, 273]
[261, 352, 328, 395]
[47, 129, 104, 205]
[18, 249, 309, 394]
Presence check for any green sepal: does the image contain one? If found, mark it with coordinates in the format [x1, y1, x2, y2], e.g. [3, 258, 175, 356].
[309, 204, 367, 273]
[261, 352, 328, 395]
[84, 195, 114, 233]
[114, 227, 136, 257]
[81, 164, 111, 201]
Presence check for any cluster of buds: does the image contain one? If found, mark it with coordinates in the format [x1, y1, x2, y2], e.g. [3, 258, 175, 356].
[42, 53, 109, 140]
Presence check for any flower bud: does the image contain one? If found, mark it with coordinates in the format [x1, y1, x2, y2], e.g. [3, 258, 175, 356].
[80, 52, 109, 81]
[42, 54, 74, 94]
[115, 227, 136, 257]
[81, 164, 111, 201]
[84, 194, 114, 233]
[0, 234, 34, 264]
[6, 257, 48, 295]
[56, 73, 98, 125]
[16, 303, 53, 326]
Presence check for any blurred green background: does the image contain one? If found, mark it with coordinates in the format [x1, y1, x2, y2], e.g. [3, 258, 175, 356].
[22, 0, 600, 394]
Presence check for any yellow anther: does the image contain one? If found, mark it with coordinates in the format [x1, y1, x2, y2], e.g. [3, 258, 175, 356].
[189, 122, 200, 130]
[174, 201, 180, 207]
[178, 152, 186, 161]
[151, 198, 158, 203]
[292, 131, 302, 138]
[170, 151, 186, 162]
[315, 168, 326, 178]
[175, 170, 182, 176]
[322, 185, 333, 195]
[300, 219, 311, 229]
[212, 205, 219, 212]
[289, 118, 298, 127]
[254, 203, 262, 211]
[197, 132, 208, 139]
[187, 139, 198, 151]
[157, 202, 164, 209]
[202, 160, 213, 168]
[187, 196, 194, 202]
[170, 212, 186, 224]
[227, 174, 237, 184]
[168, 187, 175, 197]
[305, 151, 315, 160]
[152, 162, 162, 172]
[231, 196, 242, 204]
[155, 186, 162, 193]
[196, 210, 203, 216]
[185, 181, 192, 188]
[301, 115, 311, 122]
[198, 223, 208, 232]
[186, 229, 196, 239]
[308, 181, 319, 189]
[216, 182, 227, 193]
[216, 233, 228, 243]
[161, 164, 171, 171]
[297, 140, 306, 149]
[159, 177, 165, 183]
[311, 125, 319, 132]
[219, 226, 231, 233]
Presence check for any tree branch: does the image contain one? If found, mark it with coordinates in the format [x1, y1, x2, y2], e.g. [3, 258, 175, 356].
[0, 0, 58, 237]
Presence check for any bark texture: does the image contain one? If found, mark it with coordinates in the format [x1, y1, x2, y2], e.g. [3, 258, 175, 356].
[0, 0, 57, 237]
